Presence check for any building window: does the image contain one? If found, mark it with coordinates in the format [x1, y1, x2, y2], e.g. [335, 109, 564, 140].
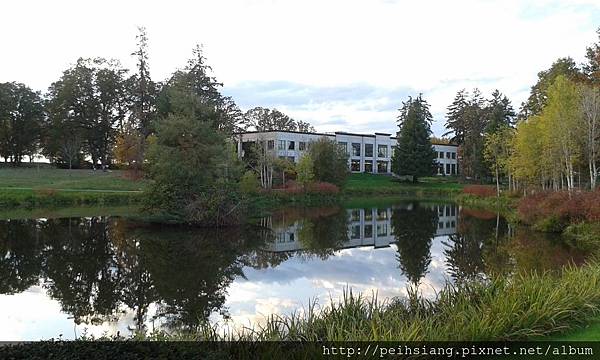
[364, 209, 373, 221]
[288, 141, 295, 150]
[376, 223, 388, 237]
[376, 209, 388, 220]
[351, 225, 361, 240]
[451, 152, 456, 159]
[377, 160, 388, 173]
[451, 163, 456, 175]
[439, 151, 444, 159]
[364, 161, 373, 173]
[446, 163, 450, 174]
[446, 151, 451, 159]
[378, 145, 388, 158]
[365, 144, 374, 157]
[299, 141, 306, 151]
[267, 140, 274, 150]
[438, 164, 444, 175]
[439, 221, 444, 229]
[364, 224, 373, 238]
[338, 142, 347, 154]
[278, 140, 286, 150]
[351, 159, 360, 172]
[288, 232, 295, 242]
[438, 206, 444, 217]
[350, 209, 360, 222]
[352, 143, 361, 157]
[451, 220, 456, 228]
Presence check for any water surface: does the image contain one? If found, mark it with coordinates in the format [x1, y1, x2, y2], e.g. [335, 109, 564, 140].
[0, 201, 584, 340]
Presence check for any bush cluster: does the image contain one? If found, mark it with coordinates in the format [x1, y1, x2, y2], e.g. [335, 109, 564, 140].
[462, 185, 497, 198]
[518, 190, 600, 232]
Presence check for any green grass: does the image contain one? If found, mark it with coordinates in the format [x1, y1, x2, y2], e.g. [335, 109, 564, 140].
[344, 173, 463, 196]
[0, 205, 141, 220]
[0, 167, 147, 191]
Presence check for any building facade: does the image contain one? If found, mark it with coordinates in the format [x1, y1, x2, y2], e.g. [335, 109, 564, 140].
[237, 130, 459, 175]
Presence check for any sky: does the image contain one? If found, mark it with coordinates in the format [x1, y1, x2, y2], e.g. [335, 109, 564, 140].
[1, 0, 599, 136]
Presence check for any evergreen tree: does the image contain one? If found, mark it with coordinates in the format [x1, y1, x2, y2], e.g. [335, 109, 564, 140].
[484, 89, 515, 133]
[391, 94, 436, 182]
[583, 27, 600, 85]
[128, 27, 157, 138]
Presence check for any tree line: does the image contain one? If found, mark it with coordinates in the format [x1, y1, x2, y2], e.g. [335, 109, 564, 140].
[0, 28, 313, 169]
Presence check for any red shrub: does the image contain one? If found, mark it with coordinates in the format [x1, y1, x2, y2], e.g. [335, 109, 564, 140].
[517, 190, 600, 225]
[307, 182, 340, 194]
[463, 185, 496, 198]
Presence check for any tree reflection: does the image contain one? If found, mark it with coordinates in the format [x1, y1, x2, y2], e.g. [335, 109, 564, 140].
[392, 203, 437, 286]
[0, 219, 43, 294]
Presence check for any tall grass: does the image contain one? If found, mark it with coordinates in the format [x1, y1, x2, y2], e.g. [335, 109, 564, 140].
[143, 260, 600, 341]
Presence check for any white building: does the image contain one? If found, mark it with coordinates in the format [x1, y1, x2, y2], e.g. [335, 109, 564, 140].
[237, 130, 459, 175]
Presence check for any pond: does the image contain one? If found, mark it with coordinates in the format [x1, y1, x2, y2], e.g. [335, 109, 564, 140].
[0, 200, 586, 340]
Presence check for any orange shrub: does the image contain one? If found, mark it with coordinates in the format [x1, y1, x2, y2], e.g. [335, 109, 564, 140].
[517, 190, 600, 226]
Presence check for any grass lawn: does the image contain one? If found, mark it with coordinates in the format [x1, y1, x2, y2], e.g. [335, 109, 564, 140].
[0, 167, 147, 191]
[344, 173, 463, 195]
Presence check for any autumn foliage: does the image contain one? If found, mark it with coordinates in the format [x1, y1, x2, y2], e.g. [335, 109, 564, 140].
[518, 190, 600, 226]
[462, 185, 497, 198]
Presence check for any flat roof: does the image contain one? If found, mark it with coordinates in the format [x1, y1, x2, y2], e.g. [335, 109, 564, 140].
[238, 130, 457, 146]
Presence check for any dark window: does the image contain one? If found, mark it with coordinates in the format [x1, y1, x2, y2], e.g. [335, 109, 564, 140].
[377, 160, 388, 173]
[299, 141, 306, 151]
[451, 164, 456, 175]
[350, 209, 360, 221]
[288, 141, 295, 150]
[446, 151, 451, 159]
[267, 140, 274, 150]
[364, 161, 373, 173]
[446, 163, 450, 174]
[365, 144, 374, 157]
[451, 152, 456, 159]
[364, 209, 373, 221]
[351, 159, 360, 172]
[278, 140, 286, 150]
[352, 143, 361, 156]
[351, 225, 361, 239]
[364, 224, 373, 238]
[439, 221, 444, 229]
[439, 151, 444, 158]
[378, 145, 388, 158]
[377, 209, 388, 220]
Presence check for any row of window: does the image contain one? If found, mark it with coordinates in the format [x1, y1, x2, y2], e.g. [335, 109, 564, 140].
[438, 163, 457, 175]
[350, 208, 389, 222]
[350, 223, 388, 240]
[338, 142, 389, 158]
[272, 140, 307, 151]
[439, 151, 456, 160]
[350, 159, 389, 173]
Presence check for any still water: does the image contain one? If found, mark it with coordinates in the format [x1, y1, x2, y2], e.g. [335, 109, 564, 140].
[0, 201, 585, 340]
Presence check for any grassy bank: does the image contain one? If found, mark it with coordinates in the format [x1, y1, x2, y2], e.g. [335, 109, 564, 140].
[152, 260, 600, 341]
[344, 173, 463, 197]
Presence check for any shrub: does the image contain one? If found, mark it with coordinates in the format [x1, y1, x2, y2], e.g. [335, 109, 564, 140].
[239, 171, 260, 194]
[34, 188, 58, 197]
[462, 185, 496, 198]
[564, 223, 600, 252]
[308, 138, 349, 187]
[307, 181, 340, 194]
[518, 190, 600, 231]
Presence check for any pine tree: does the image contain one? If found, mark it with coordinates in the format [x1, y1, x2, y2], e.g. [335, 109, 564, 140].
[391, 94, 436, 182]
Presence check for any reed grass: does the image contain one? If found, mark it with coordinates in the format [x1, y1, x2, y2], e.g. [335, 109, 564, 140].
[138, 260, 600, 342]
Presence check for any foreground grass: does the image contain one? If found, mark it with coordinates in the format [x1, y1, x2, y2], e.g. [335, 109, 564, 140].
[150, 261, 600, 341]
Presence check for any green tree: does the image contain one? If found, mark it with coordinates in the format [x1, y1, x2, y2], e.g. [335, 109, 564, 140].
[244, 107, 315, 132]
[128, 26, 157, 139]
[0, 82, 44, 165]
[579, 83, 600, 189]
[296, 154, 315, 189]
[45, 58, 128, 169]
[583, 27, 600, 85]
[518, 57, 582, 120]
[391, 94, 436, 181]
[484, 90, 515, 134]
[144, 114, 243, 225]
[484, 126, 514, 197]
[308, 137, 349, 187]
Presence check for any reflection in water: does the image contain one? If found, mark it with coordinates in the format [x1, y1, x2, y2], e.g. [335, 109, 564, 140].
[0, 202, 586, 339]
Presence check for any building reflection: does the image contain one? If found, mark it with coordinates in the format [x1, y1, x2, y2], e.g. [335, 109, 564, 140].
[262, 204, 459, 253]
